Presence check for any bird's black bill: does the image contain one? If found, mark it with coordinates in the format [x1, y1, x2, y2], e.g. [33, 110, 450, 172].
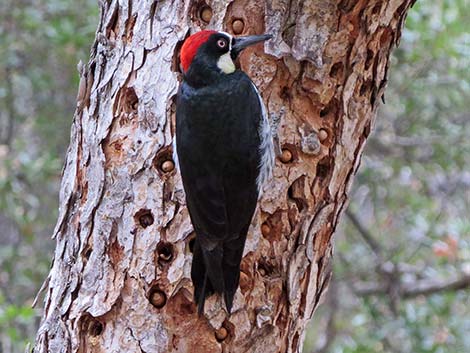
[231, 34, 273, 59]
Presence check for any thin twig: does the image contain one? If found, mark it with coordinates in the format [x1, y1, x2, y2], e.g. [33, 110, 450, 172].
[345, 209, 383, 258]
[353, 272, 470, 298]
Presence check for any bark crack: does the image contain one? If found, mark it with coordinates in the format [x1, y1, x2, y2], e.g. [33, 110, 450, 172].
[129, 327, 147, 353]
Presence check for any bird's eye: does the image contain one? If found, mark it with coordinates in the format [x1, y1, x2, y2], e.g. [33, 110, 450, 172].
[217, 39, 227, 48]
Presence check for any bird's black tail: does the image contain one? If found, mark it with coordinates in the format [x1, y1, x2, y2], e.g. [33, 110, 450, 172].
[192, 237, 223, 315]
[222, 234, 247, 313]
[191, 234, 247, 315]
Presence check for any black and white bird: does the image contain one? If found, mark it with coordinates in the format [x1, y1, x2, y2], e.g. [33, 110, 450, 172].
[174, 30, 274, 314]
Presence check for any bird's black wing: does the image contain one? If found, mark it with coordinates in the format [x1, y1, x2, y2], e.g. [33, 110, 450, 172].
[176, 72, 262, 313]
[176, 72, 261, 239]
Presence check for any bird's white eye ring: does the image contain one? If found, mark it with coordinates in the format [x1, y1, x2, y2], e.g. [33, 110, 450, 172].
[217, 39, 227, 48]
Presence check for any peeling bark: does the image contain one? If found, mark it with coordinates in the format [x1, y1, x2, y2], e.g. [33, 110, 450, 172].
[34, 0, 416, 352]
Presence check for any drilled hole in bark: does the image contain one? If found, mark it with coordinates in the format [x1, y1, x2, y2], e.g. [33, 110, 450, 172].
[316, 157, 332, 180]
[189, 1, 212, 26]
[135, 209, 154, 228]
[148, 287, 167, 308]
[318, 129, 329, 142]
[280, 149, 292, 163]
[153, 146, 175, 176]
[329, 62, 344, 79]
[365, 49, 374, 71]
[200, 5, 213, 23]
[89, 320, 103, 337]
[215, 326, 228, 342]
[215, 320, 234, 343]
[289, 176, 308, 212]
[262, 211, 283, 242]
[257, 259, 273, 277]
[288, 176, 308, 213]
[119, 87, 138, 113]
[261, 223, 271, 237]
[320, 99, 338, 119]
[232, 19, 245, 34]
[320, 107, 329, 118]
[161, 160, 175, 172]
[112, 85, 138, 118]
[279, 144, 296, 163]
[157, 242, 174, 264]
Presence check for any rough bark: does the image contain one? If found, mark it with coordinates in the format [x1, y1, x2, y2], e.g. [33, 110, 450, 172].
[34, 0, 416, 352]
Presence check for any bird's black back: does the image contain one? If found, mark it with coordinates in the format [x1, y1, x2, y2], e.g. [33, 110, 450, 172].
[176, 71, 261, 240]
[176, 70, 262, 313]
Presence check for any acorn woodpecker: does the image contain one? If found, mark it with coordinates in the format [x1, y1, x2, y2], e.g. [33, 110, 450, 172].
[175, 30, 274, 314]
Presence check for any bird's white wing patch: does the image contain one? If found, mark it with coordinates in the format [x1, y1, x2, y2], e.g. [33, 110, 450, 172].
[172, 137, 179, 171]
[251, 82, 275, 194]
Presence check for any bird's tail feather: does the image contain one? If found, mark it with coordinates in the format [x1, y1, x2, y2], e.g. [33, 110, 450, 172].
[191, 233, 247, 315]
[191, 238, 224, 315]
[222, 235, 246, 313]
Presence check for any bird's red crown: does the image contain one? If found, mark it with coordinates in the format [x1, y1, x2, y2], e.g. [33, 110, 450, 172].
[180, 30, 217, 73]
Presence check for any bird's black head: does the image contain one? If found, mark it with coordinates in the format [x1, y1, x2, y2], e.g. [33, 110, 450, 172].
[180, 30, 272, 87]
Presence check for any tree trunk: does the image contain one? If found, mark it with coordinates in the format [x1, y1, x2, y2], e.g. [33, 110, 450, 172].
[33, 0, 416, 352]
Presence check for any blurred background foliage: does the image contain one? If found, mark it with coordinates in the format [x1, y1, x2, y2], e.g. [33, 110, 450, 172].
[305, 0, 470, 352]
[0, 0, 98, 351]
[0, 0, 468, 352]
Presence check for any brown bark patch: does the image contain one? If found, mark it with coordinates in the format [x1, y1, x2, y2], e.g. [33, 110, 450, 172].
[262, 210, 285, 242]
[164, 289, 221, 353]
[123, 14, 137, 43]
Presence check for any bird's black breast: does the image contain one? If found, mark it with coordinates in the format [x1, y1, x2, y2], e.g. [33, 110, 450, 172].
[176, 71, 262, 239]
